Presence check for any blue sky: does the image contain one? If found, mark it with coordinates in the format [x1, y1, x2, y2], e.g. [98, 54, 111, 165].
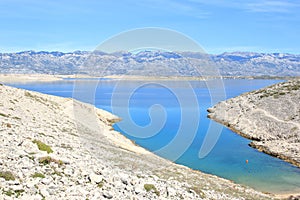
[0, 0, 299, 54]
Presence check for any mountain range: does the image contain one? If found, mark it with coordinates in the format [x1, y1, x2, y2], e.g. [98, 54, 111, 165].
[1, 50, 299, 77]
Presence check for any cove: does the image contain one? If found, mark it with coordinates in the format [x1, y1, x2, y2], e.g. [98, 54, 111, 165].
[10, 79, 300, 195]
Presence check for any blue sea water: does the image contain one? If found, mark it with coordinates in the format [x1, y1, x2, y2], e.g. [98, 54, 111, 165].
[10, 79, 300, 194]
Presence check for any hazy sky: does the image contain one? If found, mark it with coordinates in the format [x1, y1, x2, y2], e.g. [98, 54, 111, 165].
[1, 0, 299, 54]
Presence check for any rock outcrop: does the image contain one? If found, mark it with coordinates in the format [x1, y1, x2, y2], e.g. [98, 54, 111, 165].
[0, 84, 274, 199]
[208, 79, 300, 168]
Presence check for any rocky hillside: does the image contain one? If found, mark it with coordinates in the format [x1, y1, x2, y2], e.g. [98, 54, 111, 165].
[208, 79, 300, 167]
[0, 84, 275, 199]
[1, 51, 300, 76]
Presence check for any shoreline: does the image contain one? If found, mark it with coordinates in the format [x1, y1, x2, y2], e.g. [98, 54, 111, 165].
[1, 73, 300, 84]
[0, 84, 279, 199]
[1, 75, 299, 198]
[0, 73, 63, 83]
[208, 114, 300, 168]
[207, 79, 300, 170]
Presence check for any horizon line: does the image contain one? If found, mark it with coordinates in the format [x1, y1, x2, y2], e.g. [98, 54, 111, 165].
[0, 49, 299, 56]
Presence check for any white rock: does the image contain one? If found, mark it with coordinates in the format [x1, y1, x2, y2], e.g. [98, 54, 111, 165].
[7, 180, 20, 185]
[89, 173, 103, 184]
[167, 186, 176, 197]
[41, 177, 52, 185]
[63, 166, 74, 176]
[103, 191, 113, 199]
[134, 185, 144, 194]
[10, 184, 24, 191]
[20, 194, 43, 200]
[40, 188, 50, 197]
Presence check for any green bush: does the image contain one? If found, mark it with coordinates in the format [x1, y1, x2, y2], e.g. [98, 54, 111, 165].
[0, 171, 15, 181]
[3, 189, 24, 197]
[33, 140, 53, 154]
[39, 156, 63, 165]
[144, 184, 160, 196]
[32, 172, 45, 178]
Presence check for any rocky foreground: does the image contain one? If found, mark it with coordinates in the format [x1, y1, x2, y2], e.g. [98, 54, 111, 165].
[208, 79, 300, 168]
[0, 84, 278, 199]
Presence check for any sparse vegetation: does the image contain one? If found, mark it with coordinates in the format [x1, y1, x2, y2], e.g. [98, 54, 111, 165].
[52, 169, 62, 176]
[39, 156, 63, 165]
[61, 143, 73, 150]
[107, 118, 121, 125]
[26, 154, 35, 161]
[38, 132, 54, 138]
[0, 112, 9, 117]
[13, 116, 21, 120]
[136, 174, 144, 178]
[97, 179, 106, 188]
[38, 132, 47, 136]
[144, 184, 160, 196]
[0, 171, 15, 181]
[291, 127, 298, 132]
[32, 172, 45, 178]
[256, 81, 300, 99]
[188, 186, 206, 198]
[14, 189, 25, 197]
[3, 189, 14, 196]
[24, 91, 34, 98]
[2, 188, 25, 197]
[25, 91, 54, 106]
[62, 128, 69, 132]
[33, 139, 53, 154]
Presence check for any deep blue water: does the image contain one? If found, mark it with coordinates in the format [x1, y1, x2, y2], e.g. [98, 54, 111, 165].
[9, 79, 300, 194]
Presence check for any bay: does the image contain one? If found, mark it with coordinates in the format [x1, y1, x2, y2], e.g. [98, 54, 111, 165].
[10, 78, 300, 194]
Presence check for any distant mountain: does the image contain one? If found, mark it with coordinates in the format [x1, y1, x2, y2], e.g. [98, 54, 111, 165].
[212, 52, 300, 76]
[0, 51, 299, 76]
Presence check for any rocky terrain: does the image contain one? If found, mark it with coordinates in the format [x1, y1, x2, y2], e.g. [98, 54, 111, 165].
[0, 84, 279, 199]
[1, 51, 300, 76]
[208, 79, 300, 168]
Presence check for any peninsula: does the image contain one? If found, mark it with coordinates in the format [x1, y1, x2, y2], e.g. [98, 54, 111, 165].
[208, 79, 300, 168]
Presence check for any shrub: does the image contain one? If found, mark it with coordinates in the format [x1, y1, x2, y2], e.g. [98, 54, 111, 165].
[0, 171, 15, 181]
[33, 140, 53, 154]
[97, 180, 105, 188]
[39, 156, 63, 165]
[3, 189, 14, 196]
[15, 189, 25, 197]
[3, 189, 24, 197]
[32, 172, 45, 178]
[144, 184, 160, 196]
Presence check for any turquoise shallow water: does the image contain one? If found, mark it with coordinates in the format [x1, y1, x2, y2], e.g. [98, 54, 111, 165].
[10, 79, 300, 194]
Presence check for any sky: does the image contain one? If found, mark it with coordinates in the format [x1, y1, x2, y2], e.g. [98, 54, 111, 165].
[0, 0, 300, 54]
